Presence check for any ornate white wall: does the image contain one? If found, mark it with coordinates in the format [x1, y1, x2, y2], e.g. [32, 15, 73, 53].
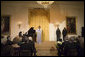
[49, 4, 84, 41]
[1, 1, 84, 41]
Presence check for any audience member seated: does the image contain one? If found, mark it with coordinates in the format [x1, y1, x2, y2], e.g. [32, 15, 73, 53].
[57, 40, 63, 56]
[77, 36, 84, 56]
[77, 36, 84, 49]
[1, 35, 14, 56]
[22, 34, 28, 42]
[1, 44, 14, 56]
[13, 36, 22, 44]
[12, 39, 20, 56]
[64, 36, 69, 42]
[24, 32, 28, 36]
[61, 36, 80, 56]
[1, 43, 5, 56]
[6, 36, 13, 45]
[20, 37, 36, 56]
[19, 31, 23, 37]
[1, 35, 7, 45]
[62, 38, 70, 56]
[28, 37, 37, 56]
[20, 37, 31, 56]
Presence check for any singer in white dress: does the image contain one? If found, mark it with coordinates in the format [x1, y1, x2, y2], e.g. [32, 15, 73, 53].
[36, 26, 42, 44]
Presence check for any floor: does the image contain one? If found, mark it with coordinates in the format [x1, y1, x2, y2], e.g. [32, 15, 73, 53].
[35, 41, 58, 56]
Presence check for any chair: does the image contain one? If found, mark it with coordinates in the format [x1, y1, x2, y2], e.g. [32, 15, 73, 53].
[1, 45, 14, 56]
[63, 42, 78, 56]
[20, 50, 32, 56]
[12, 48, 20, 56]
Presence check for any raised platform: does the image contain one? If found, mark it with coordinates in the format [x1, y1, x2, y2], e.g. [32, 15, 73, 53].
[35, 41, 58, 56]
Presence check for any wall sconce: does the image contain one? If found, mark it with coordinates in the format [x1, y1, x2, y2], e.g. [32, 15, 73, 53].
[17, 21, 22, 29]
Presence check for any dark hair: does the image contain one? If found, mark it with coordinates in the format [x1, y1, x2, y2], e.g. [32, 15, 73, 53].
[59, 39, 62, 42]
[78, 35, 81, 38]
[19, 31, 22, 37]
[7, 36, 10, 40]
[38, 26, 41, 28]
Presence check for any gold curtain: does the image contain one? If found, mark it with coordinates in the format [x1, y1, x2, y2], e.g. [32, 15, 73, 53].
[28, 8, 50, 41]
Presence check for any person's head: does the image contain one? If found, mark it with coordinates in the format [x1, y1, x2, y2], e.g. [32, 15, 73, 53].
[7, 36, 10, 40]
[57, 24, 59, 27]
[25, 32, 28, 34]
[32, 27, 34, 29]
[38, 26, 41, 29]
[64, 27, 67, 29]
[57, 27, 59, 30]
[30, 27, 34, 31]
[78, 35, 81, 38]
[64, 36, 69, 41]
[59, 39, 62, 42]
[70, 36, 75, 41]
[64, 27, 65, 29]
[19, 31, 22, 37]
[24, 37, 29, 43]
[19, 31, 22, 34]
[23, 34, 25, 36]
[29, 36, 33, 41]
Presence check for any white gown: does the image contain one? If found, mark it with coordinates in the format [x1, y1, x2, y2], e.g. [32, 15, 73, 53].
[36, 29, 42, 44]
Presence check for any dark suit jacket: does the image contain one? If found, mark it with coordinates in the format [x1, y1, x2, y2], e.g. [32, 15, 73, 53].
[56, 29, 61, 37]
[20, 40, 35, 52]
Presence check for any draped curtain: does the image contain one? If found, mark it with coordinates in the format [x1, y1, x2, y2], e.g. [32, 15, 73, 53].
[28, 8, 50, 41]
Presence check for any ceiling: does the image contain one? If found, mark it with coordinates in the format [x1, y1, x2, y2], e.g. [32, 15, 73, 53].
[1, 1, 84, 24]
[1, 1, 84, 8]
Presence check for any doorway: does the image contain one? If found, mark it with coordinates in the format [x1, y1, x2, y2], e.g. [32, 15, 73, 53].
[28, 8, 50, 41]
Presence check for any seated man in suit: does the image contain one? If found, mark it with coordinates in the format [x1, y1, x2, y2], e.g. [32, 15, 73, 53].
[20, 37, 36, 56]
[62, 36, 79, 56]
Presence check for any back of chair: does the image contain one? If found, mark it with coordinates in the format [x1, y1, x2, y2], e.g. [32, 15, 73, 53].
[1, 45, 14, 56]
[20, 50, 32, 56]
[12, 47, 20, 56]
[63, 42, 78, 56]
